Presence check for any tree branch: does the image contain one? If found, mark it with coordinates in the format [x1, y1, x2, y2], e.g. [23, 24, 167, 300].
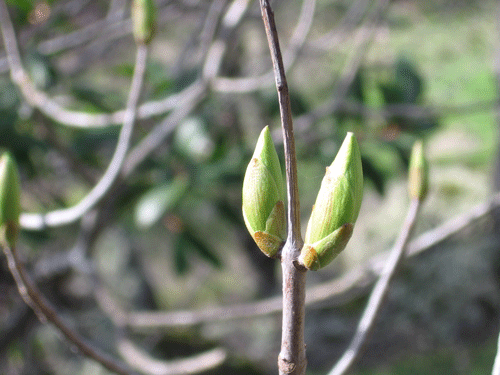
[213, 0, 316, 93]
[1, 243, 138, 375]
[117, 339, 227, 375]
[295, 0, 389, 133]
[18, 43, 148, 230]
[328, 198, 421, 375]
[259, 1, 306, 374]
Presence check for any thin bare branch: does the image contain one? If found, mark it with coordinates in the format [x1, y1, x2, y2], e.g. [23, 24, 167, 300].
[213, 0, 316, 93]
[407, 191, 500, 257]
[202, 0, 252, 80]
[118, 339, 226, 375]
[18, 43, 148, 230]
[259, 1, 306, 374]
[0, 0, 120, 127]
[328, 199, 421, 375]
[307, 0, 370, 51]
[1, 243, 138, 375]
[127, 293, 283, 329]
[295, 0, 389, 133]
[122, 80, 206, 177]
[36, 9, 127, 56]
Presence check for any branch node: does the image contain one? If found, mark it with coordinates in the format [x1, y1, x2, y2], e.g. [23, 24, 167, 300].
[278, 355, 296, 374]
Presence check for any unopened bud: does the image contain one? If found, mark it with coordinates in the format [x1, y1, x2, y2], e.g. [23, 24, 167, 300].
[0, 152, 21, 246]
[299, 132, 363, 270]
[408, 140, 428, 200]
[242, 126, 286, 258]
[132, 0, 156, 45]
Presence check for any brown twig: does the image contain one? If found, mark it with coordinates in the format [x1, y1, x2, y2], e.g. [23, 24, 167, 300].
[328, 198, 421, 375]
[259, 1, 307, 374]
[1, 244, 138, 375]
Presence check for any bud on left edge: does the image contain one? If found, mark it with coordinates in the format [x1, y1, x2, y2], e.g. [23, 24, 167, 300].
[242, 126, 286, 258]
[0, 152, 21, 247]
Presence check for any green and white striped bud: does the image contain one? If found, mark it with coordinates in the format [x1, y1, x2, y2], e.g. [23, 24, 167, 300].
[0, 152, 21, 247]
[132, 0, 156, 45]
[299, 132, 363, 270]
[408, 140, 428, 201]
[242, 126, 286, 258]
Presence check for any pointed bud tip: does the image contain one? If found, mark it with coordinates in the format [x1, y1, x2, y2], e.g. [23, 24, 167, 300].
[304, 132, 363, 249]
[242, 127, 285, 258]
[253, 125, 272, 157]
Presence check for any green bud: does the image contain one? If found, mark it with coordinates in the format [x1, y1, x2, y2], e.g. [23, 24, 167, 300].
[0, 152, 21, 247]
[299, 132, 363, 270]
[242, 126, 286, 258]
[132, 0, 156, 45]
[408, 140, 428, 200]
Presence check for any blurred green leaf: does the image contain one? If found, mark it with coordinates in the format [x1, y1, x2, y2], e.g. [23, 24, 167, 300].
[26, 52, 56, 90]
[173, 230, 222, 275]
[396, 57, 423, 104]
[135, 174, 189, 229]
[174, 234, 189, 274]
[174, 117, 215, 163]
[71, 86, 115, 113]
[71, 128, 120, 165]
[184, 231, 222, 269]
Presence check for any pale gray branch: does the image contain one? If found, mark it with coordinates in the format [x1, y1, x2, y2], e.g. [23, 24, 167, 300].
[259, 1, 307, 374]
[1, 243, 138, 375]
[118, 339, 226, 375]
[307, 0, 370, 51]
[328, 199, 421, 375]
[17, 41, 149, 230]
[213, 0, 316, 93]
[295, 0, 390, 133]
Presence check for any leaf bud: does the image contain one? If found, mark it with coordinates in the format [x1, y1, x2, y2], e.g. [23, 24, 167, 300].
[408, 140, 428, 200]
[132, 0, 156, 45]
[299, 132, 363, 270]
[0, 152, 21, 247]
[242, 126, 286, 258]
